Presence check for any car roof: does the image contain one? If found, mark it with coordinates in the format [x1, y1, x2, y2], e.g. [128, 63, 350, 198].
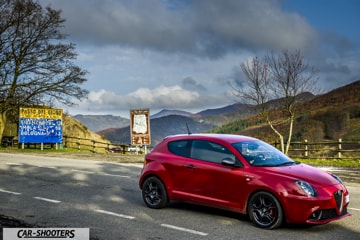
[162, 133, 257, 144]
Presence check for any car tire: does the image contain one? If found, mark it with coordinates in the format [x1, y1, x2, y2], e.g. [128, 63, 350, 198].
[248, 191, 284, 229]
[142, 176, 168, 209]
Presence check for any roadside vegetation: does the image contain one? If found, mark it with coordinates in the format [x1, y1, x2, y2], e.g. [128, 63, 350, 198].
[295, 158, 360, 168]
[1, 146, 359, 168]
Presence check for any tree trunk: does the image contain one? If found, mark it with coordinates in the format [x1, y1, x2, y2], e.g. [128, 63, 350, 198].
[285, 116, 294, 155]
[0, 112, 7, 144]
[267, 118, 285, 153]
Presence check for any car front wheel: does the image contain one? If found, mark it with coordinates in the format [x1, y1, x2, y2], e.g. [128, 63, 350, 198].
[248, 191, 284, 229]
[142, 176, 168, 209]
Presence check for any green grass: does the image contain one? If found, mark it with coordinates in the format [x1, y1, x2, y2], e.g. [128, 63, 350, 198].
[295, 158, 360, 168]
[1, 146, 90, 153]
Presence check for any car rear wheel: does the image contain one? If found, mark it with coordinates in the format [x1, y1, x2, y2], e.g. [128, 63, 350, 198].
[248, 191, 284, 229]
[142, 176, 168, 209]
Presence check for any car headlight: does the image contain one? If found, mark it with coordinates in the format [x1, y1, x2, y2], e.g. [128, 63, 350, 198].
[295, 180, 317, 197]
[331, 173, 344, 185]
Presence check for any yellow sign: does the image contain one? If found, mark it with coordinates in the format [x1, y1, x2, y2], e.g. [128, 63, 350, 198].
[19, 108, 63, 120]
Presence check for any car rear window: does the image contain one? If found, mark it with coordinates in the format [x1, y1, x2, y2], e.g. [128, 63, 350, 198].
[168, 140, 190, 157]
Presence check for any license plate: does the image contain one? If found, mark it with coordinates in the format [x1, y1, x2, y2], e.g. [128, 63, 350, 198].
[345, 194, 350, 203]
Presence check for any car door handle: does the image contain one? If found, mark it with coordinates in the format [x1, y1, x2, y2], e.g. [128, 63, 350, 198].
[245, 174, 254, 182]
[185, 164, 195, 169]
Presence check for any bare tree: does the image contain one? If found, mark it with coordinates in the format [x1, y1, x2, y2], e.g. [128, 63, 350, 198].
[0, 0, 88, 140]
[233, 49, 316, 154]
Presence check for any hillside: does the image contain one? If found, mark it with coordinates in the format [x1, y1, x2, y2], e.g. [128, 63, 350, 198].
[197, 103, 257, 126]
[62, 114, 109, 141]
[211, 80, 360, 143]
[72, 114, 129, 132]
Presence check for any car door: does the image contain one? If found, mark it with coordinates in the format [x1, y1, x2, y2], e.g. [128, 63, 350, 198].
[165, 139, 197, 198]
[183, 140, 247, 210]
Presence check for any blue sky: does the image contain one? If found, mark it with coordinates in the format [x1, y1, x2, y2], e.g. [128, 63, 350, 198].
[40, 0, 360, 118]
[283, 0, 360, 41]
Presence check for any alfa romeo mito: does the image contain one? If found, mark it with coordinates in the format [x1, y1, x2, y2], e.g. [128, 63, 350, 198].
[139, 134, 350, 229]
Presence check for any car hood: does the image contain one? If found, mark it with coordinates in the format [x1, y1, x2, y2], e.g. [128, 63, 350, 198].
[260, 163, 339, 187]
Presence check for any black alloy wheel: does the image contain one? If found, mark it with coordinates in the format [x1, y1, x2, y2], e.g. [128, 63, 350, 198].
[142, 176, 168, 209]
[248, 191, 284, 229]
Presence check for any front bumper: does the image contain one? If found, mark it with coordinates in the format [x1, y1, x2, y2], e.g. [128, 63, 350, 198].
[282, 183, 351, 224]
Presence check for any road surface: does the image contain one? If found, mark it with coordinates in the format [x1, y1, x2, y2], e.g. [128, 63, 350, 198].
[0, 153, 359, 239]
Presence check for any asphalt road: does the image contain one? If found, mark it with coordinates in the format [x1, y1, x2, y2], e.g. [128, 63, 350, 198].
[0, 153, 359, 240]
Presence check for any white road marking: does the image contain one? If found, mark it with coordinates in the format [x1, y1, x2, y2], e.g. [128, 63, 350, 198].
[349, 207, 360, 211]
[71, 169, 95, 174]
[319, 167, 359, 173]
[96, 209, 135, 219]
[161, 224, 208, 236]
[103, 173, 130, 178]
[0, 188, 21, 195]
[37, 166, 57, 169]
[33, 197, 61, 203]
[6, 162, 23, 166]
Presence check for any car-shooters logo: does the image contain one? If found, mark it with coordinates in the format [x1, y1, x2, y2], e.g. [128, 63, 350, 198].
[3, 228, 89, 240]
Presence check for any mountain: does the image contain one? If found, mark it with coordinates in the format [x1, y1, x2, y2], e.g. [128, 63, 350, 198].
[197, 103, 253, 117]
[97, 115, 216, 145]
[211, 80, 360, 143]
[72, 114, 129, 132]
[150, 104, 255, 119]
[3, 80, 358, 150]
[151, 109, 193, 119]
[301, 80, 360, 111]
[77, 80, 360, 146]
[73, 104, 255, 132]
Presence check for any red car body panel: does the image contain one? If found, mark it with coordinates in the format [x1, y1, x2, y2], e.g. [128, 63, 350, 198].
[139, 134, 350, 225]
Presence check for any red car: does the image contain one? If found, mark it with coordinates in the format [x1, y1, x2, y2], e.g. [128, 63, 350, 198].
[139, 134, 350, 229]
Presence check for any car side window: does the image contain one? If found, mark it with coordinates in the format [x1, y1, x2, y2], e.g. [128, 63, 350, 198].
[191, 140, 236, 164]
[168, 140, 191, 157]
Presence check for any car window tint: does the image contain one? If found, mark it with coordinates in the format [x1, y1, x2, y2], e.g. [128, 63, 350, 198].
[168, 140, 190, 157]
[191, 140, 236, 164]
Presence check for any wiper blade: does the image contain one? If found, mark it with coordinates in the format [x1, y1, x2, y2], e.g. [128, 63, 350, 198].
[252, 163, 275, 167]
[275, 161, 298, 166]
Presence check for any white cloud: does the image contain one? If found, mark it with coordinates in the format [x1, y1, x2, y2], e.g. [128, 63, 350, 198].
[62, 85, 229, 117]
[42, 0, 359, 116]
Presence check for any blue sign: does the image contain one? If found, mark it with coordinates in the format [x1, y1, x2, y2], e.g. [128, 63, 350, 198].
[19, 118, 62, 143]
[18, 107, 63, 144]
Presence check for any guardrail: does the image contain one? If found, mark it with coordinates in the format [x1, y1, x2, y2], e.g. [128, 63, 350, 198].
[2, 136, 147, 154]
[62, 136, 147, 154]
[3, 135, 360, 159]
[275, 138, 360, 159]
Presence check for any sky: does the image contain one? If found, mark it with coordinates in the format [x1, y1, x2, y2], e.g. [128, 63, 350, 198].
[40, 0, 360, 118]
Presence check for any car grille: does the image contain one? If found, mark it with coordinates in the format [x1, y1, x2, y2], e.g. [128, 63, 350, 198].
[308, 190, 348, 221]
[309, 206, 348, 221]
[333, 190, 343, 212]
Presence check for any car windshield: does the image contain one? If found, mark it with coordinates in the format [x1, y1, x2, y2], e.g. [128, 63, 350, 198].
[232, 140, 297, 167]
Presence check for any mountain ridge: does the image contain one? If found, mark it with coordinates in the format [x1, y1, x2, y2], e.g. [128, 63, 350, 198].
[76, 80, 360, 145]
